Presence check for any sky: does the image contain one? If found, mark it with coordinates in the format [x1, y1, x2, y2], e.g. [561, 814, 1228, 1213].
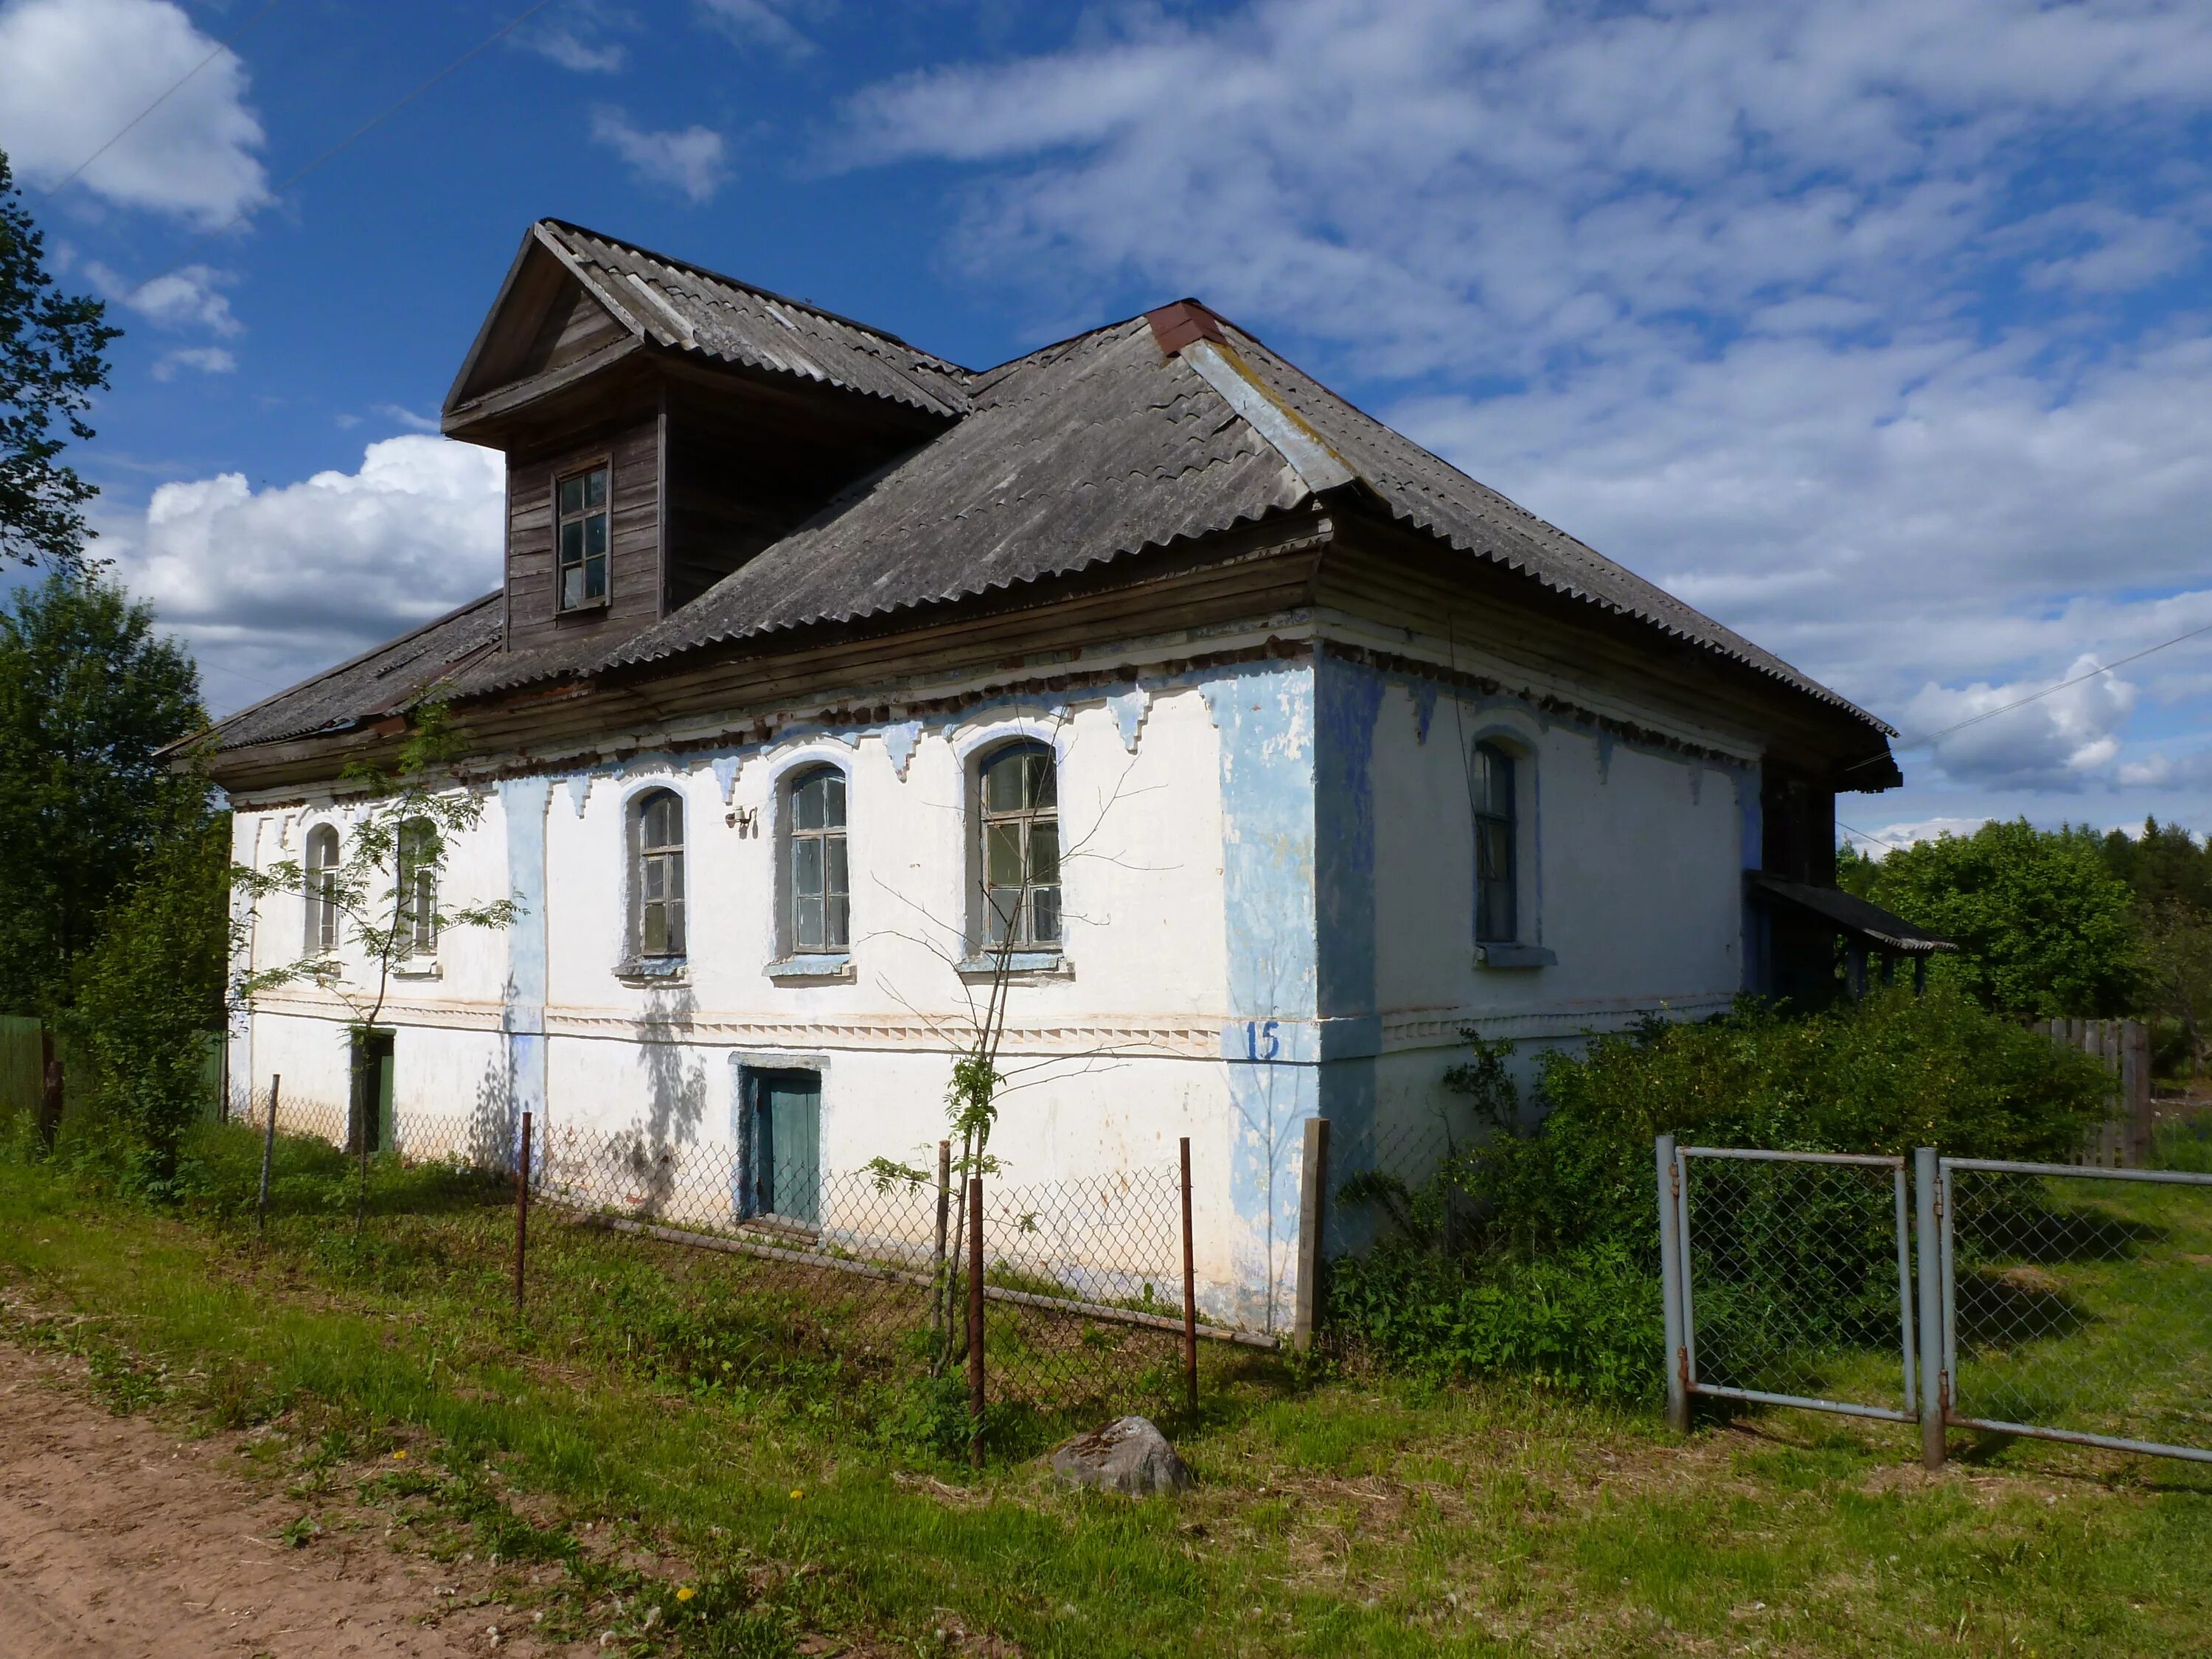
[5, 0, 2212, 850]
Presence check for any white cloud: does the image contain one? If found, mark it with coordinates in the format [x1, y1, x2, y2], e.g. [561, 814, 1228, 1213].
[1852, 817, 1994, 849]
[697, 0, 813, 58]
[374, 403, 441, 434]
[105, 437, 505, 715]
[1894, 658, 2138, 791]
[150, 345, 235, 380]
[835, 0, 2212, 821]
[521, 2, 630, 73]
[0, 0, 266, 225]
[86, 262, 241, 336]
[591, 106, 728, 202]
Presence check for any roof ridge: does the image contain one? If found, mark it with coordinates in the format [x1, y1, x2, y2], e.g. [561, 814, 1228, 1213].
[540, 218, 976, 377]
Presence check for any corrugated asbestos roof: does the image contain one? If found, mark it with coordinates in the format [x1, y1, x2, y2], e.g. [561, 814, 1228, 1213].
[608, 318, 1307, 667]
[540, 221, 972, 418]
[208, 233, 1891, 759]
[209, 594, 503, 751]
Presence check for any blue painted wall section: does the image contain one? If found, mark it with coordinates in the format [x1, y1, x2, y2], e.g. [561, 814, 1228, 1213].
[501, 776, 550, 1170]
[1737, 761, 1765, 993]
[1312, 652, 1385, 1252]
[1203, 663, 1320, 1331]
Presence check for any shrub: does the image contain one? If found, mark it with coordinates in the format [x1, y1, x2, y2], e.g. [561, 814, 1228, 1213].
[67, 817, 229, 1188]
[1329, 987, 2111, 1401]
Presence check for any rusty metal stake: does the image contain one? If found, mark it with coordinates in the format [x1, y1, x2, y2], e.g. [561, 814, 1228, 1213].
[967, 1174, 984, 1468]
[1180, 1135, 1198, 1416]
[256, 1074, 281, 1237]
[37, 1029, 63, 1152]
[515, 1110, 532, 1315]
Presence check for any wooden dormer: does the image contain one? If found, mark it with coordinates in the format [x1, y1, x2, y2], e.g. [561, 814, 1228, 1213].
[442, 220, 968, 655]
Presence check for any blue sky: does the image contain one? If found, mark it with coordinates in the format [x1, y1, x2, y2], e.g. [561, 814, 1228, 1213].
[7, 0, 2212, 849]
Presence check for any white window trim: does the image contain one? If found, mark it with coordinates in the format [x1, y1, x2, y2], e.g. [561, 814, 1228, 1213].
[762, 745, 858, 976]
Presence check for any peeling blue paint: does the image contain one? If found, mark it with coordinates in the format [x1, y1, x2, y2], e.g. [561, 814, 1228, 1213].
[1106, 689, 1148, 753]
[1411, 681, 1438, 745]
[711, 755, 741, 802]
[880, 721, 921, 780]
[1202, 664, 1319, 1329]
[565, 775, 592, 818]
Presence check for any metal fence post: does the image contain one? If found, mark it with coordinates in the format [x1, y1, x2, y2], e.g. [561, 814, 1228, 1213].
[514, 1109, 532, 1314]
[1292, 1116, 1330, 1352]
[256, 1074, 281, 1236]
[1656, 1135, 1689, 1433]
[967, 1174, 985, 1467]
[1914, 1146, 1947, 1470]
[1180, 1135, 1198, 1415]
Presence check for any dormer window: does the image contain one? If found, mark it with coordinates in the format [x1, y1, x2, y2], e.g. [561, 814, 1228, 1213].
[557, 463, 610, 611]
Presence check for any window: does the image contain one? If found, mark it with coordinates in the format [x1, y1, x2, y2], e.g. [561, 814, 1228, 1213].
[634, 790, 686, 959]
[397, 818, 438, 957]
[979, 741, 1060, 949]
[1473, 742, 1517, 943]
[304, 824, 340, 956]
[787, 768, 849, 953]
[555, 464, 610, 611]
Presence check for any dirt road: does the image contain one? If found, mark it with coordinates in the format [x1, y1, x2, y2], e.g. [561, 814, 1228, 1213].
[0, 1343, 573, 1658]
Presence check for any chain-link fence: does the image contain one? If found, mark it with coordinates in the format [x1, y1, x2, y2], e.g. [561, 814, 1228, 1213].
[219, 1082, 1259, 1425]
[1663, 1145, 1916, 1424]
[1939, 1158, 2212, 1462]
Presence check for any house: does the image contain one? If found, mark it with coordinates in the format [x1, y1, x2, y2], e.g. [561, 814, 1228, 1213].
[204, 220, 1919, 1325]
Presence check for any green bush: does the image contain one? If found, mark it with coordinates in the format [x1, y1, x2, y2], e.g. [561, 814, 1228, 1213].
[67, 818, 229, 1189]
[1329, 987, 2111, 1402]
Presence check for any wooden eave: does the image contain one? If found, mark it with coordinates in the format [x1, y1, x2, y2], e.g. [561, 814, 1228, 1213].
[203, 512, 1335, 796]
[1320, 506, 1902, 789]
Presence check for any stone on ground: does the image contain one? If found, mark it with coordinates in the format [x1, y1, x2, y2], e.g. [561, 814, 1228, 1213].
[1050, 1415, 1192, 1496]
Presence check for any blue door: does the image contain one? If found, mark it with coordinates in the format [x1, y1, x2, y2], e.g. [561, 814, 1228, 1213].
[750, 1071, 821, 1228]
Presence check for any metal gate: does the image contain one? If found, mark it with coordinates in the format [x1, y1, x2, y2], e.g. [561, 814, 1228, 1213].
[1658, 1138, 1917, 1430]
[1930, 1154, 2212, 1466]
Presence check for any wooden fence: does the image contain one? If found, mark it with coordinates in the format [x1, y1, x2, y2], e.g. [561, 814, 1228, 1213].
[0, 1015, 41, 1128]
[2039, 1017, 2152, 1168]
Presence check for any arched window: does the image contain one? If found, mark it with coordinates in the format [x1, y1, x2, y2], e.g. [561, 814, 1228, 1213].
[1473, 742, 1517, 943]
[980, 741, 1060, 949]
[397, 818, 438, 957]
[633, 790, 686, 959]
[787, 767, 849, 953]
[304, 824, 340, 956]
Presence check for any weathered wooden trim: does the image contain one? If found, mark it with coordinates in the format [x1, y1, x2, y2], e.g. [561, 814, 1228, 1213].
[445, 335, 644, 434]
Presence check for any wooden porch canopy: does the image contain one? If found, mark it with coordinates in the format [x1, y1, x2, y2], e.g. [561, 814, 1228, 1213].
[1746, 871, 1956, 957]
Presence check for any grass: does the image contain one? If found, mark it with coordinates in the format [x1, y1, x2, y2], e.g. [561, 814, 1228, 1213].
[4, 1147, 2211, 1657]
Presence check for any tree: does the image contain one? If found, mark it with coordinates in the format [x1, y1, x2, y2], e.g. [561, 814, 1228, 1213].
[234, 701, 518, 1226]
[0, 149, 118, 569]
[2099, 816, 2212, 914]
[0, 573, 207, 1014]
[70, 816, 233, 1183]
[1851, 819, 2140, 1018]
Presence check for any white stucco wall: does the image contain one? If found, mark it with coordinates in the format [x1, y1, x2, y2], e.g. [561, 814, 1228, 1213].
[228, 636, 1767, 1324]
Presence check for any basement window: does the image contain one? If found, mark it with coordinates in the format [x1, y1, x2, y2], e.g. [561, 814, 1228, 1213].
[556, 464, 610, 611]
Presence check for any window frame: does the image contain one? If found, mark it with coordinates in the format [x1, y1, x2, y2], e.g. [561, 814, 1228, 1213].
[975, 740, 1062, 953]
[783, 765, 850, 956]
[396, 817, 439, 959]
[1473, 740, 1517, 945]
[631, 787, 686, 962]
[303, 823, 341, 957]
[553, 459, 613, 614]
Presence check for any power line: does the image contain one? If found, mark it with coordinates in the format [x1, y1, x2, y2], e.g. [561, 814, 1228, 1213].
[36, 0, 288, 205]
[119, 0, 560, 304]
[1848, 613, 2212, 776]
